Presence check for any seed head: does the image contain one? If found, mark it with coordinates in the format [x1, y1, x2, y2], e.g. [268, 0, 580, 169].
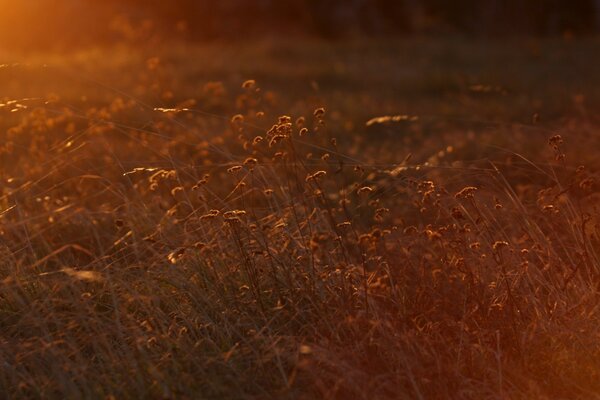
[227, 165, 242, 173]
[455, 186, 478, 199]
[492, 240, 509, 251]
[242, 80, 256, 89]
[357, 186, 374, 196]
[231, 114, 244, 123]
[306, 171, 327, 182]
[548, 135, 563, 147]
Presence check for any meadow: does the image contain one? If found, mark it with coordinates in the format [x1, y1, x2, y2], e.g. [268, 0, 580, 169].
[2, 36, 600, 399]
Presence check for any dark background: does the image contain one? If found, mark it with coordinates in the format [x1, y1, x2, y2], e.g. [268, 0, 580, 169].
[2, 0, 599, 50]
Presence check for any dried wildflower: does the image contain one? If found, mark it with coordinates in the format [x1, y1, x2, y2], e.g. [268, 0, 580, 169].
[123, 167, 160, 176]
[231, 114, 244, 123]
[455, 186, 478, 199]
[375, 207, 389, 215]
[418, 180, 436, 202]
[168, 248, 186, 264]
[243, 157, 258, 168]
[278, 115, 292, 124]
[252, 135, 263, 145]
[154, 107, 189, 113]
[548, 135, 563, 147]
[306, 171, 326, 182]
[193, 176, 209, 190]
[224, 210, 247, 221]
[171, 186, 184, 196]
[166, 206, 178, 217]
[149, 169, 177, 184]
[548, 134, 566, 160]
[242, 79, 256, 89]
[299, 127, 308, 136]
[365, 115, 418, 126]
[357, 186, 374, 196]
[425, 229, 442, 240]
[313, 107, 326, 118]
[200, 210, 220, 220]
[269, 134, 287, 147]
[492, 240, 509, 251]
[227, 165, 243, 173]
[418, 181, 435, 191]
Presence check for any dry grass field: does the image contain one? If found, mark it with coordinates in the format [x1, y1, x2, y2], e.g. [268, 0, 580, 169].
[2, 36, 600, 399]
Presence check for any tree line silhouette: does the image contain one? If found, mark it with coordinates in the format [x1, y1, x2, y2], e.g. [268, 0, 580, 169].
[2, 0, 600, 50]
[128, 0, 599, 37]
